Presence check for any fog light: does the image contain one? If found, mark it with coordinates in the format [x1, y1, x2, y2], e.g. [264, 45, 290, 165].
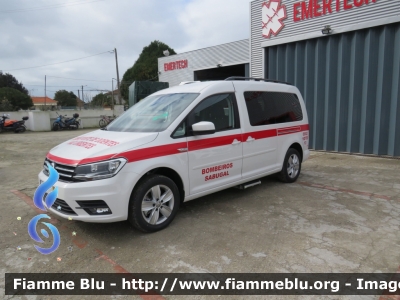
[87, 207, 111, 214]
[76, 200, 112, 215]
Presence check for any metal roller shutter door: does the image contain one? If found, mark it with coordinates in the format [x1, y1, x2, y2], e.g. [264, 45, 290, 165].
[266, 22, 400, 157]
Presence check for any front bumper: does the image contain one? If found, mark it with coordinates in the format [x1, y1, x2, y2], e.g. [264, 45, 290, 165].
[38, 170, 138, 223]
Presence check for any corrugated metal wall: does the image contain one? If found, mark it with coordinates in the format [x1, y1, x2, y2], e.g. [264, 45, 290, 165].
[266, 23, 400, 156]
[250, 0, 400, 80]
[159, 39, 249, 87]
[250, 0, 263, 78]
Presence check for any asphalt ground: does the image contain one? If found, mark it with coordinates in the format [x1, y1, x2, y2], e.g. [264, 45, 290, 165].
[1, 129, 400, 300]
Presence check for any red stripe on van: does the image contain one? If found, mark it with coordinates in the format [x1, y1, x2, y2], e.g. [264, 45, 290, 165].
[47, 142, 187, 166]
[188, 134, 243, 151]
[122, 142, 187, 163]
[47, 124, 309, 166]
[47, 153, 115, 166]
[300, 124, 309, 131]
[243, 128, 277, 140]
[277, 126, 301, 136]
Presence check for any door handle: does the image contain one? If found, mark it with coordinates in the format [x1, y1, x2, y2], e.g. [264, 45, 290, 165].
[246, 136, 255, 142]
[232, 139, 241, 145]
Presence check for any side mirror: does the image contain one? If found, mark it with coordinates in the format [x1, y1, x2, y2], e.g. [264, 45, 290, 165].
[192, 121, 215, 135]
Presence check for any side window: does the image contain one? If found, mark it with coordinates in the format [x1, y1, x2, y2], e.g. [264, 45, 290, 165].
[244, 91, 303, 126]
[188, 93, 239, 133]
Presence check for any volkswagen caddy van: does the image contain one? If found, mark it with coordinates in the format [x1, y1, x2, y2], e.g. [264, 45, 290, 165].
[39, 77, 310, 232]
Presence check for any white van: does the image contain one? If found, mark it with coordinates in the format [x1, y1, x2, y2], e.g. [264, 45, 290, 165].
[39, 77, 310, 232]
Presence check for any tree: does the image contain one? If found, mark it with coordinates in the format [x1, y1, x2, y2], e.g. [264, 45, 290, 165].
[120, 40, 176, 100]
[0, 72, 29, 95]
[54, 90, 77, 107]
[91, 93, 113, 107]
[0, 87, 33, 111]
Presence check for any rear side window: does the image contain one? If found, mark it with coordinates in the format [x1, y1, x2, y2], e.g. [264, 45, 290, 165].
[244, 91, 303, 126]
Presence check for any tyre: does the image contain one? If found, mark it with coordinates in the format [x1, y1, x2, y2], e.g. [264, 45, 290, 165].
[52, 123, 60, 131]
[99, 119, 107, 128]
[72, 121, 79, 130]
[128, 175, 180, 232]
[278, 148, 302, 183]
[15, 125, 26, 133]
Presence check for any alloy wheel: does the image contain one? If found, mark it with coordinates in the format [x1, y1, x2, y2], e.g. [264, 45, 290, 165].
[141, 185, 174, 225]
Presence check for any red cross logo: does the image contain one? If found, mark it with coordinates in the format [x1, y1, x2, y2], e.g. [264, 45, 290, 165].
[262, 0, 287, 38]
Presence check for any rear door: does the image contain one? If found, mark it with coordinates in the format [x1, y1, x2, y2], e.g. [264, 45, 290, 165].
[233, 82, 280, 178]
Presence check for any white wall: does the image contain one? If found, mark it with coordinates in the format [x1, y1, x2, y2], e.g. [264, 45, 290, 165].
[29, 111, 51, 131]
[1, 107, 125, 131]
[1, 111, 32, 130]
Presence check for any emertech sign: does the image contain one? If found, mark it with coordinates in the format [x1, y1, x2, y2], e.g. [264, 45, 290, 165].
[262, 0, 378, 38]
[164, 59, 188, 72]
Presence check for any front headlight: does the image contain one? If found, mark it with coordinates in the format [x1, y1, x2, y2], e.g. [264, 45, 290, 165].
[73, 158, 127, 181]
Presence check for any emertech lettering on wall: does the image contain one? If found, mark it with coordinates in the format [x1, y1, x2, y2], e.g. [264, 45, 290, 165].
[293, 0, 377, 22]
[202, 163, 233, 181]
[164, 59, 188, 72]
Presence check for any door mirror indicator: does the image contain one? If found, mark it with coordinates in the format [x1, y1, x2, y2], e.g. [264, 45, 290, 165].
[192, 121, 215, 135]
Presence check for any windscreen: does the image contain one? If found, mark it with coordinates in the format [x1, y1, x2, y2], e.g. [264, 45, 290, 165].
[106, 93, 199, 132]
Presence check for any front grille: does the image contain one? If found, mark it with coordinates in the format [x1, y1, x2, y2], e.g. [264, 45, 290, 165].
[43, 158, 76, 183]
[76, 200, 111, 215]
[51, 198, 77, 215]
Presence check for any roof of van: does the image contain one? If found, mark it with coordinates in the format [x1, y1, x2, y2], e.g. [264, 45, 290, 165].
[152, 79, 296, 95]
[154, 81, 216, 94]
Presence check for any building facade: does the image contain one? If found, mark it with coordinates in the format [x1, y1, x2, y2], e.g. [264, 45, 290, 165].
[251, 0, 400, 156]
[158, 0, 400, 156]
[158, 39, 249, 87]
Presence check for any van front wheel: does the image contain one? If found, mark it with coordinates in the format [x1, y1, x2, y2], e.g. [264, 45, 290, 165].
[128, 175, 180, 232]
[278, 148, 301, 183]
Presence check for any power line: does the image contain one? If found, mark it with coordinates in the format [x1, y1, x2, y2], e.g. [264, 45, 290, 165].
[45, 89, 109, 92]
[0, 0, 106, 14]
[3, 50, 112, 71]
[25, 84, 84, 87]
[46, 76, 110, 82]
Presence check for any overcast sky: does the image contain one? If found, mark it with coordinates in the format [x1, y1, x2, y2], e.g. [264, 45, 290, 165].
[0, 0, 251, 100]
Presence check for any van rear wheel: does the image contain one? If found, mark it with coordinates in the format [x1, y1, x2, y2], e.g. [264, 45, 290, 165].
[278, 148, 301, 183]
[128, 175, 180, 232]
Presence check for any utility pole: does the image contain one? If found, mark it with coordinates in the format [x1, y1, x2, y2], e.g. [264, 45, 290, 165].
[81, 86, 84, 102]
[111, 79, 114, 111]
[78, 90, 80, 100]
[45, 75, 47, 108]
[114, 48, 122, 105]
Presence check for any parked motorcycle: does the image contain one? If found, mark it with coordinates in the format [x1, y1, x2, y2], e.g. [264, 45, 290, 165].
[0, 114, 28, 133]
[52, 112, 80, 131]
